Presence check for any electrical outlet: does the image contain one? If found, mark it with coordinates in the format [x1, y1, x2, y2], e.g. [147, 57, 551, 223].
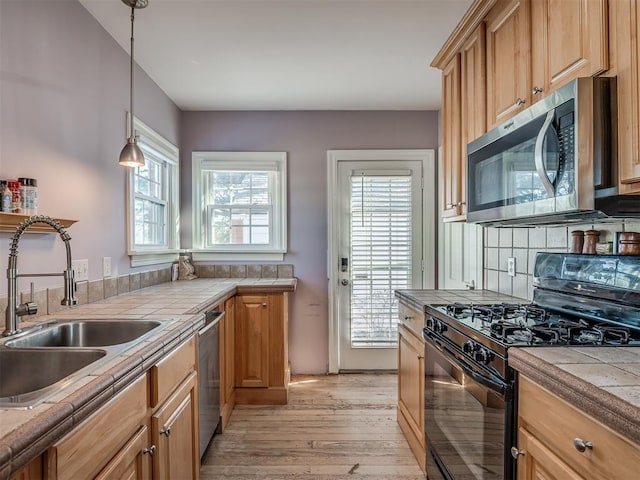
[507, 257, 516, 277]
[103, 257, 112, 278]
[72, 259, 89, 282]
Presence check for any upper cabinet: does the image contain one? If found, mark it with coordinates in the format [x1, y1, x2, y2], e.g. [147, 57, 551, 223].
[530, 0, 609, 98]
[615, 0, 640, 192]
[441, 55, 462, 220]
[486, 0, 531, 128]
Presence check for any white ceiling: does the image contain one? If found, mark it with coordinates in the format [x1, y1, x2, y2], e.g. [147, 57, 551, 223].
[79, 0, 472, 111]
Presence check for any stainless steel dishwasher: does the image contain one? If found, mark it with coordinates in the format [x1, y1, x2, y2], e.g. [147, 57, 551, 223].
[198, 309, 224, 458]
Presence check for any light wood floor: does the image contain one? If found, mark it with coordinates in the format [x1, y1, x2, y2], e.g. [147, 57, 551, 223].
[200, 373, 424, 479]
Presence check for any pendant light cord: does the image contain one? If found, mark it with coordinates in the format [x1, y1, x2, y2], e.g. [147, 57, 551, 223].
[129, 5, 135, 140]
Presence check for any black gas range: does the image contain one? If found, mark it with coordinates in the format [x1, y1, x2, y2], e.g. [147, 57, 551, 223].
[422, 252, 640, 480]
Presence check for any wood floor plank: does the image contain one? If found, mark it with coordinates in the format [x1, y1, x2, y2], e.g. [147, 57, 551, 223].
[201, 373, 424, 479]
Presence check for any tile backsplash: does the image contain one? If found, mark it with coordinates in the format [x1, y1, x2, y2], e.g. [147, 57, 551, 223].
[484, 219, 640, 300]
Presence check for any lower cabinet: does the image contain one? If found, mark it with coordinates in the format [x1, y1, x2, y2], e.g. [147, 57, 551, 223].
[151, 372, 199, 480]
[45, 334, 199, 480]
[219, 296, 236, 431]
[515, 375, 640, 480]
[234, 292, 289, 405]
[396, 301, 426, 474]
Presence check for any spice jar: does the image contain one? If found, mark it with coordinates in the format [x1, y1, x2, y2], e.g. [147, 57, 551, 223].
[1, 181, 12, 213]
[7, 181, 22, 214]
[570, 230, 584, 254]
[583, 230, 600, 254]
[619, 232, 640, 255]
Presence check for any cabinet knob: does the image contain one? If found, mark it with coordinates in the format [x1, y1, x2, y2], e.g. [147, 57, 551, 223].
[143, 445, 156, 456]
[532, 86, 544, 95]
[262, 303, 268, 307]
[416, 354, 424, 359]
[404, 315, 412, 321]
[160, 427, 171, 437]
[457, 201, 466, 207]
[573, 438, 593, 453]
[510, 447, 526, 459]
[515, 97, 526, 106]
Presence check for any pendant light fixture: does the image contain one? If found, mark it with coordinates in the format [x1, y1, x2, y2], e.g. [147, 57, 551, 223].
[118, 0, 148, 168]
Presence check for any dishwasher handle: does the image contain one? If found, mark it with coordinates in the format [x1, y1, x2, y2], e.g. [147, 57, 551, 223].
[199, 310, 224, 335]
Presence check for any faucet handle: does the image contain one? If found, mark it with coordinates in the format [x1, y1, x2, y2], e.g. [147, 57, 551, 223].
[17, 283, 38, 317]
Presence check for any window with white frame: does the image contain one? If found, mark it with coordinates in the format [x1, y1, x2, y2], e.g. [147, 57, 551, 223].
[126, 117, 180, 266]
[192, 152, 287, 261]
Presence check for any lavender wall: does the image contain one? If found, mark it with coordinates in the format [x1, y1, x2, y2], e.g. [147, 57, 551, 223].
[0, 0, 180, 294]
[180, 111, 439, 373]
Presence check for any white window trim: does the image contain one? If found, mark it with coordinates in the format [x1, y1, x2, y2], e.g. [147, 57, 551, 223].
[126, 115, 180, 266]
[191, 151, 287, 261]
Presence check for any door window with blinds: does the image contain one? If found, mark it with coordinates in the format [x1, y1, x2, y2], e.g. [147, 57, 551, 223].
[350, 170, 414, 348]
[191, 152, 287, 258]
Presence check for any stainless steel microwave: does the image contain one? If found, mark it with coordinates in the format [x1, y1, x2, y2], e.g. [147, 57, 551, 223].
[466, 77, 640, 226]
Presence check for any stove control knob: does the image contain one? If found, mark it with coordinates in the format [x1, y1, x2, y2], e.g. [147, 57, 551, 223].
[474, 348, 494, 365]
[426, 317, 435, 330]
[463, 340, 478, 354]
[434, 320, 448, 334]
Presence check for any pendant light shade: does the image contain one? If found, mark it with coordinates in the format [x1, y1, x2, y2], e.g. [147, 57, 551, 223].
[119, 0, 148, 168]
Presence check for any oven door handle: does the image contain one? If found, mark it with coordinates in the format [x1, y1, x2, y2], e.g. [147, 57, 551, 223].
[423, 329, 506, 395]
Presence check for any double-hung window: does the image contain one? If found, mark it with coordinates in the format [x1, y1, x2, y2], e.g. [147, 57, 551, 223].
[126, 117, 180, 266]
[192, 152, 287, 261]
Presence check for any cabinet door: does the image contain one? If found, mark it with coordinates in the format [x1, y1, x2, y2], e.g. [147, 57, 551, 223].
[11, 456, 43, 480]
[95, 426, 151, 480]
[441, 54, 462, 219]
[617, 0, 640, 191]
[517, 428, 585, 480]
[486, 0, 531, 128]
[397, 323, 425, 449]
[531, 0, 608, 97]
[152, 372, 200, 480]
[460, 24, 487, 217]
[235, 294, 270, 388]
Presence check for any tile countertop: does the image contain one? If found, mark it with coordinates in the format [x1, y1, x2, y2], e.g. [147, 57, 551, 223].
[509, 347, 640, 446]
[0, 277, 296, 479]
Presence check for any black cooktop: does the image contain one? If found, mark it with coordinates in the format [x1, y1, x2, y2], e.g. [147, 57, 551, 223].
[432, 302, 640, 347]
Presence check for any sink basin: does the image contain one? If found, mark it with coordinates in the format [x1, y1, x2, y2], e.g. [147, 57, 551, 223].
[5, 320, 162, 348]
[0, 349, 106, 407]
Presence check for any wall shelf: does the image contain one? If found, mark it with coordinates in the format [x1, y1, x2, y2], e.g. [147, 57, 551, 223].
[0, 212, 77, 233]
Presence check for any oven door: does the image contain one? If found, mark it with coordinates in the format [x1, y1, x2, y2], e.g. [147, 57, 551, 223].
[423, 330, 514, 480]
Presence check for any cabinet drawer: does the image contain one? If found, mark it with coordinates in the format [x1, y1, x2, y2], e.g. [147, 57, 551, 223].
[518, 375, 640, 480]
[150, 335, 196, 408]
[398, 302, 424, 338]
[47, 375, 147, 480]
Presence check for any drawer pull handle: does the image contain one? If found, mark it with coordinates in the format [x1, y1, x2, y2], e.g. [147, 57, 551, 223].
[515, 97, 526, 106]
[573, 438, 593, 453]
[416, 354, 424, 360]
[160, 427, 171, 437]
[404, 315, 412, 321]
[143, 445, 156, 456]
[532, 86, 544, 95]
[510, 447, 525, 459]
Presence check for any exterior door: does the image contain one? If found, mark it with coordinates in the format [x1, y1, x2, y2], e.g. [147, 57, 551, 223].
[336, 159, 424, 370]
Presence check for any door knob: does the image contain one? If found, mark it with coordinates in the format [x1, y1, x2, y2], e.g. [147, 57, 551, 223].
[341, 279, 349, 286]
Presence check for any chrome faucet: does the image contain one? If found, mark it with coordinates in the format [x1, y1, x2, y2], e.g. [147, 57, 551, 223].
[4, 215, 77, 336]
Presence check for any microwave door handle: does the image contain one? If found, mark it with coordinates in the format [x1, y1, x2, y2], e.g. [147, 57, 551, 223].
[534, 110, 556, 197]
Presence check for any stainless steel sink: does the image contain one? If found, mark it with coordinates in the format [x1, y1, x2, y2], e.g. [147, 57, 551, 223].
[0, 318, 175, 408]
[0, 348, 106, 407]
[4, 320, 163, 348]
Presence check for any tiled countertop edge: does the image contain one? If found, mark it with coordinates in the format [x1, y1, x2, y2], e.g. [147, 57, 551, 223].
[509, 348, 640, 445]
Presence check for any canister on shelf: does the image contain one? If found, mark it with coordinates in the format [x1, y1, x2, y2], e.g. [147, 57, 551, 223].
[17, 178, 37, 215]
[619, 232, 640, 255]
[7, 180, 22, 214]
[1, 181, 12, 213]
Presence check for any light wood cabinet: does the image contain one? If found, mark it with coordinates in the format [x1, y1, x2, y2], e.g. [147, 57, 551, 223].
[396, 302, 426, 473]
[11, 456, 42, 480]
[151, 372, 199, 480]
[441, 54, 463, 220]
[219, 296, 235, 431]
[531, 0, 608, 99]
[235, 292, 289, 405]
[95, 426, 151, 480]
[515, 375, 640, 480]
[46, 375, 150, 480]
[486, 0, 531, 128]
[615, 0, 640, 191]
